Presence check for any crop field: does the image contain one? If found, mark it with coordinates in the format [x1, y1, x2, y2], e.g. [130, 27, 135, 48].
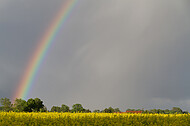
[0, 112, 190, 125]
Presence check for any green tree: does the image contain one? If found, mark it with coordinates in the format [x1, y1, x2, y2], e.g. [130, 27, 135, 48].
[26, 98, 44, 112]
[126, 109, 132, 111]
[13, 98, 27, 112]
[164, 109, 170, 114]
[143, 110, 149, 113]
[71, 104, 84, 113]
[171, 107, 183, 114]
[40, 106, 47, 112]
[103, 107, 114, 113]
[50, 106, 61, 112]
[26, 98, 36, 112]
[93, 109, 101, 113]
[150, 109, 157, 114]
[0, 106, 3, 111]
[114, 108, 121, 113]
[0, 98, 12, 112]
[84, 109, 91, 113]
[61, 104, 70, 112]
[34, 98, 44, 112]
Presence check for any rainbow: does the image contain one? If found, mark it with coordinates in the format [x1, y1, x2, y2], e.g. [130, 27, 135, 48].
[12, 0, 78, 101]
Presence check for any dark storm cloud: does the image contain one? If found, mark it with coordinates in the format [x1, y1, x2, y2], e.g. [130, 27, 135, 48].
[0, 0, 190, 111]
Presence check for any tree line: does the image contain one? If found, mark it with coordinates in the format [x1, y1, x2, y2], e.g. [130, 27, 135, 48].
[0, 97, 188, 114]
[126, 108, 189, 114]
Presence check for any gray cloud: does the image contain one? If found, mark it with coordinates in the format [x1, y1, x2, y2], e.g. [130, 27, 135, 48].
[0, 0, 190, 111]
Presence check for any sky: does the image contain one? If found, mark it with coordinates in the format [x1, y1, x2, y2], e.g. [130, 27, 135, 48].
[0, 0, 190, 111]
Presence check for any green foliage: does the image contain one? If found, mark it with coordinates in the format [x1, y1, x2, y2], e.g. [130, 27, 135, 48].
[114, 108, 121, 112]
[84, 109, 91, 113]
[50, 106, 62, 112]
[71, 104, 85, 113]
[103, 107, 121, 113]
[0, 97, 189, 114]
[61, 104, 70, 112]
[13, 98, 27, 112]
[0, 97, 13, 112]
[164, 109, 170, 114]
[26, 98, 36, 112]
[172, 107, 183, 114]
[34, 98, 44, 112]
[40, 106, 48, 112]
[25, 98, 44, 112]
[103, 107, 114, 113]
[183, 111, 189, 114]
[93, 110, 101, 113]
[142, 107, 186, 114]
[50, 104, 70, 112]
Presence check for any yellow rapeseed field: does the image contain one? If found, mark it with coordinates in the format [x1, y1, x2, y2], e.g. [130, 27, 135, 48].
[0, 112, 190, 125]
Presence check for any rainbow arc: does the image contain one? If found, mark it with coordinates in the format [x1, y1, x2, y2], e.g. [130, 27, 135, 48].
[12, 0, 78, 101]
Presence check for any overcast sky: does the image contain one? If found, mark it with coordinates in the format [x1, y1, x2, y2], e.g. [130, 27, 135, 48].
[0, 0, 190, 111]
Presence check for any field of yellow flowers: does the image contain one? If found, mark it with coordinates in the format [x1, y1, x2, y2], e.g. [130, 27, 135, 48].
[0, 112, 190, 125]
